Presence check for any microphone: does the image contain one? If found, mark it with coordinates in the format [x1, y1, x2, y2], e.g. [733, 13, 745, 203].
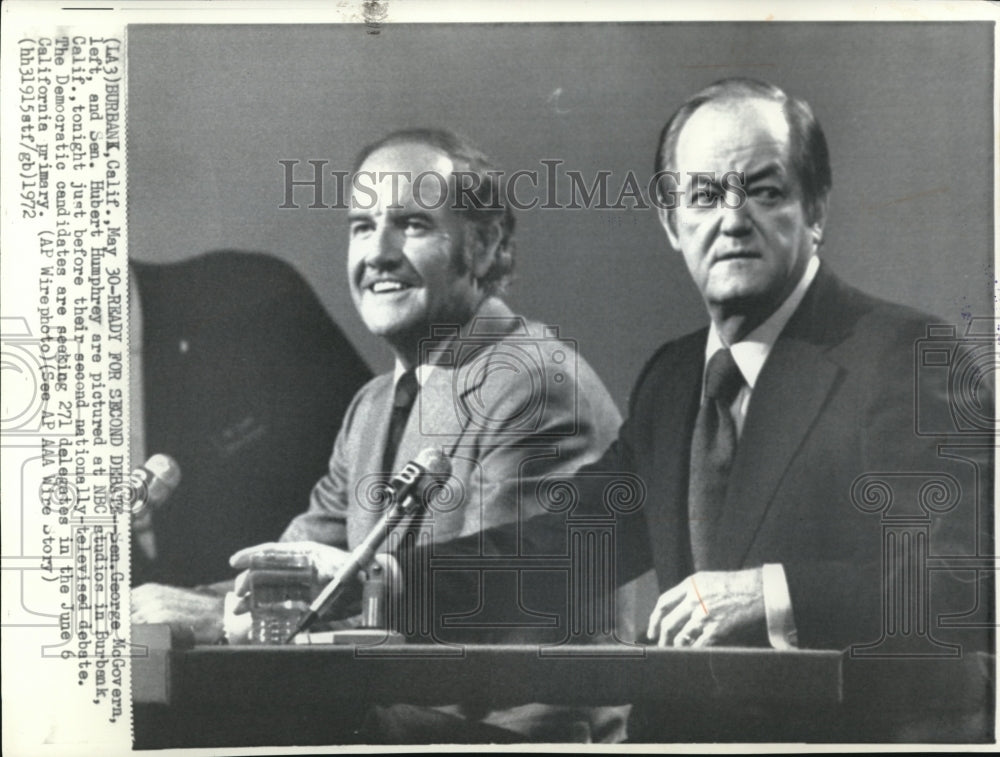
[286, 447, 452, 641]
[130, 453, 182, 520]
[383, 447, 452, 514]
[129, 453, 181, 564]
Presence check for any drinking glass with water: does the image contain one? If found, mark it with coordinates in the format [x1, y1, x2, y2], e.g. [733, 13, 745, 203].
[247, 549, 317, 644]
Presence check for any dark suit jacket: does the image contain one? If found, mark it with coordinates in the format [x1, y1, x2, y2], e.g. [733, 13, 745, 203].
[429, 266, 991, 657]
[605, 265, 994, 742]
[606, 264, 990, 650]
[131, 251, 372, 587]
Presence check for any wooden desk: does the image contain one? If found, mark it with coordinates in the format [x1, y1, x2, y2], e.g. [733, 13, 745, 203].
[131, 624, 993, 746]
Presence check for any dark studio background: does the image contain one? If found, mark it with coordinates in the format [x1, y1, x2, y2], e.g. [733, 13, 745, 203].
[128, 21, 994, 410]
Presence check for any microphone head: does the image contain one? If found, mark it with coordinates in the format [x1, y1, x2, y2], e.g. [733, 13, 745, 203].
[131, 454, 182, 516]
[146, 453, 182, 488]
[413, 447, 452, 483]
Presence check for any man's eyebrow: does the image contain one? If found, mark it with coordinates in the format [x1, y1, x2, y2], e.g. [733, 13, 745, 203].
[743, 163, 785, 184]
[347, 211, 372, 223]
[391, 210, 436, 225]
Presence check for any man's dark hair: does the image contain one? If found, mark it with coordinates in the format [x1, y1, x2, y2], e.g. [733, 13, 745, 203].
[654, 78, 832, 223]
[353, 128, 516, 295]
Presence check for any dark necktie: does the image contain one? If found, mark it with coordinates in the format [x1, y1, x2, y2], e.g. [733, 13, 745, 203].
[382, 370, 418, 472]
[688, 348, 744, 571]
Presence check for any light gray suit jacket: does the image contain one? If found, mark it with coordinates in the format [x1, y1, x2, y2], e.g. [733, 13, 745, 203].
[282, 297, 628, 742]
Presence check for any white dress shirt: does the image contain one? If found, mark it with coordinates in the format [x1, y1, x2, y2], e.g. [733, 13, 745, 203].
[393, 361, 435, 391]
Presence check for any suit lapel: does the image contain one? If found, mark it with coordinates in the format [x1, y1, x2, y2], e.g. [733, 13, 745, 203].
[355, 370, 466, 546]
[399, 297, 523, 463]
[708, 268, 845, 568]
[346, 376, 395, 544]
[406, 363, 473, 458]
[369, 377, 396, 473]
[644, 332, 705, 586]
[386, 300, 523, 544]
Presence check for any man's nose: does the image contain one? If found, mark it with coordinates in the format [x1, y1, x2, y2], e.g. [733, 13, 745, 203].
[719, 201, 752, 236]
[364, 224, 403, 268]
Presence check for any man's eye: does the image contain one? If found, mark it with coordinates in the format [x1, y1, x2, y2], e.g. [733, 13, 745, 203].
[750, 186, 784, 202]
[350, 221, 373, 237]
[402, 218, 430, 234]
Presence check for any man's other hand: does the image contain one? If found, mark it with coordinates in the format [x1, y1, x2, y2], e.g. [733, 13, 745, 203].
[229, 540, 352, 614]
[646, 568, 766, 647]
[131, 583, 226, 644]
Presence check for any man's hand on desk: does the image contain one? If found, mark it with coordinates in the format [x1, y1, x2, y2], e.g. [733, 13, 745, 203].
[131, 583, 226, 644]
[646, 568, 766, 648]
[229, 540, 352, 614]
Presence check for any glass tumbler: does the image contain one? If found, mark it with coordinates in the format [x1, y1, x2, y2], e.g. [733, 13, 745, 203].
[247, 549, 316, 644]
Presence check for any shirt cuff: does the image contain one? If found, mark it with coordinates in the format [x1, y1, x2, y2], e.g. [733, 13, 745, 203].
[223, 590, 251, 645]
[762, 563, 798, 649]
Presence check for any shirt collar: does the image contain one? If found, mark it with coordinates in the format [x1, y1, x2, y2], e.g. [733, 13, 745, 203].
[705, 255, 821, 390]
[394, 360, 435, 388]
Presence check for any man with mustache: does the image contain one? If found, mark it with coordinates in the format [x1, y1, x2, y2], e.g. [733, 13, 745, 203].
[133, 128, 628, 743]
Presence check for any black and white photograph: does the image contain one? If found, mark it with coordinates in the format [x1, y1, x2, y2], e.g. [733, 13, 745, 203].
[1, 2, 996, 754]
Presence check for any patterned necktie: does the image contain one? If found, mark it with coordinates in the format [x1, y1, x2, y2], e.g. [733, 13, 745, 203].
[382, 370, 418, 472]
[688, 348, 744, 571]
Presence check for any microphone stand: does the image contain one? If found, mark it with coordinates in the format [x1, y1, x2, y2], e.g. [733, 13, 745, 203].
[284, 489, 425, 643]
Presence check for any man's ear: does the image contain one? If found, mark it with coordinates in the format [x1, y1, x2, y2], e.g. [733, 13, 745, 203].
[810, 195, 830, 246]
[658, 205, 681, 250]
[469, 221, 502, 279]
